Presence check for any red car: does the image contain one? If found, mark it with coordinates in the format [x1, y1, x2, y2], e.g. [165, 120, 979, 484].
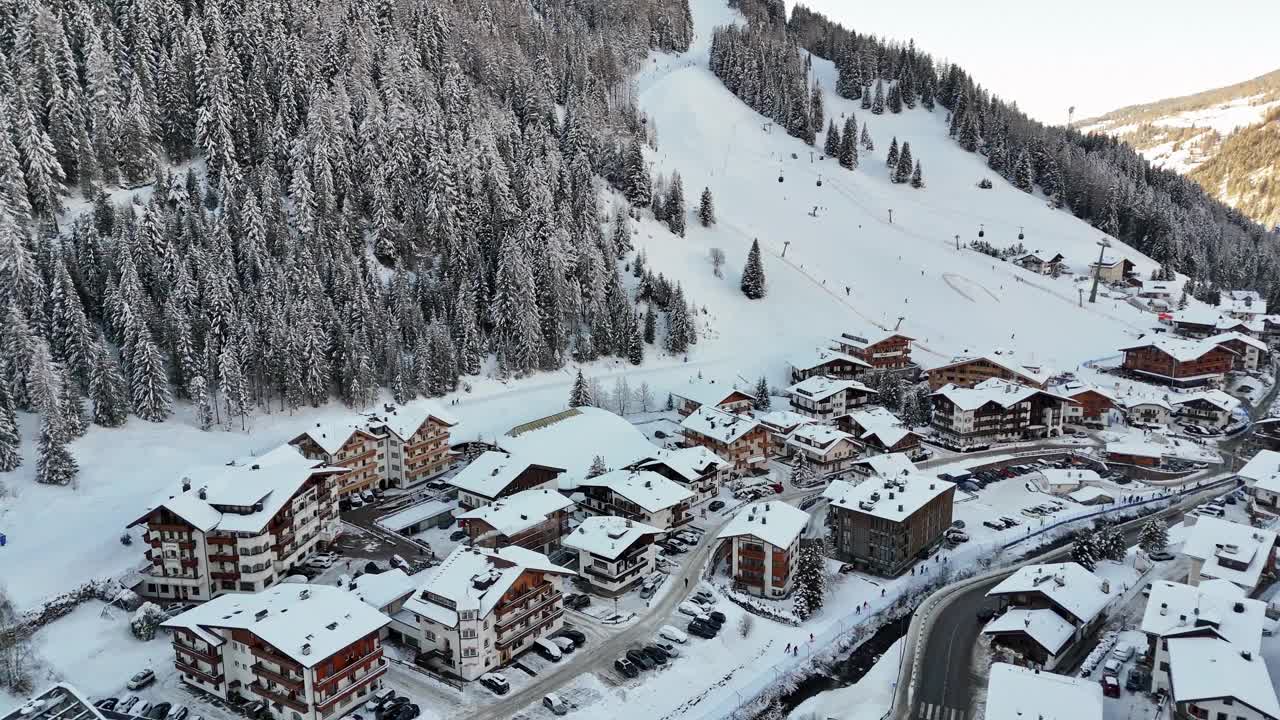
[771, 483, 784, 494]
[1102, 675, 1120, 698]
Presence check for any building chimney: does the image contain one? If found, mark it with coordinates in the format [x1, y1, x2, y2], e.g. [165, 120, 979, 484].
[301, 643, 311, 656]
[182, 478, 191, 492]
[1234, 602, 1245, 613]
[198, 487, 207, 500]
[1242, 650, 1253, 661]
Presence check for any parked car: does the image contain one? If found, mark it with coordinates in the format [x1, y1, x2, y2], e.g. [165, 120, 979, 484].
[95, 699, 119, 712]
[449, 530, 468, 542]
[627, 648, 655, 670]
[615, 657, 639, 678]
[118, 697, 142, 714]
[391, 705, 420, 720]
[678, 602, 704, 617]
[951, 520, 966, 529]
[708, 610, 727, 626]
[687, 620, 716, 639]
[1111, 643, 1134, 661]
[659, 625, 689, 644]
[364, 689, 396, 711]
[643, 645, 669, 665]
[983, 520, 1003, 530]
[1125, 667, 1149, 692]
[1102, 658, 1121, 677]
[146, 703, 171, 720]
[378, 697, 409, 717]
[552, 636, 576, 654]
[1148, 550, 1175, 562]
[640, 583, 658, 599]
[127, 670, 155, 690]
[708, 500, 726, 512]
[565, 594, 591, 610]
[558, 628, 587, 646]
[308, 555, 336, 569]
[166, 706, 188, 720]
[656, 641, 681, 658]
[542, 694, 569, 716]
[479, 673, 510, 695]
[946, 530, 969, 543]
[349, 496, 364, 508]
[1102, 675, 1121, 698]
[534, 637, 563, 662]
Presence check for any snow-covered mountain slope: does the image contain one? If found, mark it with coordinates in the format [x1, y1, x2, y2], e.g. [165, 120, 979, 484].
[631, 0, 1161, 376]
[1079, 69, 1280, 228]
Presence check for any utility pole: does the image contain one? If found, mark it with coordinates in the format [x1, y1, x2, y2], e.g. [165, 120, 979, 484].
[1089, 238, 1111, 304]
[1078, 288, 1084, 307]
[888, 209, 893, 224]
[782, 240, 791, 257]
[955, 234, 960, 250]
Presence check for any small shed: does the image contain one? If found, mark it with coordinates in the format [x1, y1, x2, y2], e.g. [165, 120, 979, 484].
[1069, 486, 1115, 506]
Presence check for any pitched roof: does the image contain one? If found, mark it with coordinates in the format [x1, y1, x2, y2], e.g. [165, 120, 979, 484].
[405, 545, 573, 626]
[1166, 637, 1280, 717]
[1181, 517, 1277, 591]
[499, 406, 659, 480]
[823, 474, 954, 523]
[1170, 306, 1222, 326]
[632, 447, 728, 483]
[843, 406, 915, 447]
[447, 451, 563, 499]
[717, 501, 810, 548]
[753, 409, 816, 434]
[1119, 335, 1234, 363]
[562, 516, 662, 560]
[370, 404, 457, 441]
[670, 377, 755, 408]
[849, 453, 918, 478]
[987, 563, 1112, 625]
[680, 405, 762, 444]
[130, 444, 344, 534]
[983, 608, 1076, 654]
[932, 349, 1051, 386]
[1239, 450, 1280, 494]
[457, 488, 575, 536]
[984, 664, 1102, 720]
[1205, 330, 1269, 352]
[832, 328, 915, 350]
[785, 375, 875, 402]
[1218, 290, 1268, 316]
[1040, 468, 1100, 487]
[1068, 486, 1114, 504]
[161, 584, 389, 667]
[786, 423, 856, 451]
[377, 500, 454, 533]
[570, 469, 693, 513]
[1017, 251, 1064, 265]
[349, 568, 424, 611]
[788, 347, 871, 372]
[932, 379, 1047, 411]
[1141, 580, 1264, 652]
[1169, 389, 1241, 413]
[293, 422, 377, 455]
[1052, 382, 1116, 402]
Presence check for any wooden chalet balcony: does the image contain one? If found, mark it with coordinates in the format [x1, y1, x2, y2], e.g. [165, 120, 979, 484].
[252, 662, 304, 691]
[498, 583, 552, 616]
[175, 658, 223, 685]
[209, 571, 239, 580]
[497, 607, 563, 649]
[316, 663, 386, 711]
[174, 640, 220, 664]
[249, 644, 303, 672]
[248, 682, 308, 713]
[317, 649, 384, 691]
[497, 591, 561, 630]
[208, 552, 238, 563]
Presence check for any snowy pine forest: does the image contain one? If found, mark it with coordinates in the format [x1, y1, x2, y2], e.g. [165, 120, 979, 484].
[0, 0, 701, 481]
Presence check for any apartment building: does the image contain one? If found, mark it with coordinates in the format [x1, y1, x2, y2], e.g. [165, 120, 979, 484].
[365, 406, 458, 488]
[1219, 290, 1269, 321]
[1053, 384, 1116, 427]
[447, 451, 565, 510]
[716, 502, 810, 598]
[630, 447, 729, 506]
[456, 488, 575, 553]
[1120, 337, 1235, 388]
[562, 516, 662, 596]
[930, 379, 1072, 451]
[823, 474, 954, 576]
[403, 546, 575, 681]
[983, 563, 1113, 670]
[754, 410, 815, 457]
[1207, 331, 1270, 372]
[161, 585, 390, 720]
[570, 469, 694, 531]
[680, 406, 769, 472]
[926, 349, 1050, 390]
[128, 445, 345, 602]
[784, 376, 877, 421]
[830, 329, 915, 370]
[838, 406, 924, 458]
[670, 378, 756, 417]
[1180, 517, 1277, 594]
[784, 424, 861, 476]
[1170, 390, 1241, 430]
[289, 424, 383, 499]
[787, 348, 871, 383]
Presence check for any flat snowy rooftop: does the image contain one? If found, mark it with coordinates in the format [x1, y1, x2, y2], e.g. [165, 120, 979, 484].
[985, 663, 1102, 720]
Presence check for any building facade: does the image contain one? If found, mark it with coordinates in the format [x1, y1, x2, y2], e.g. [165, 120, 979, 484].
[823, 475, 954, 576]
[366, 408, 457, 488]
[289, 426, 384, 498]
[680, 406, 769, 472]
[562, 517, 661, 596]
[456, 488, 574, 553]
[447, 451, 565, 510]
[930, 380, 1070, 451]
[1120, 339, 1235, 388]
[785, 376, 877, 421]
[784, 425, 861, 475]
[831, 330, 915, 370]
[926, 353, 1048, 390]
[716, 502, 810, 598]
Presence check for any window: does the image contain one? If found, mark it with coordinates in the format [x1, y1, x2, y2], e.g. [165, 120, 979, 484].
[239, 582, 255, 591]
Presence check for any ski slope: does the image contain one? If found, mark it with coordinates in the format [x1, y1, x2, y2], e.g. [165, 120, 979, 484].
[629, 0, 1162, 379]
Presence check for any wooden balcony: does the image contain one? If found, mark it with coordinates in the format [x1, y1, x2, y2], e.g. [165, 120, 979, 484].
[252, 662, 304, 691]
[175, 659, 223, 685]
[316, 650, 384, 692]
[496, 607, 563, 649]
[248, 683, 308, 713]
[173, 640, 220, 664]
[497, 591, 562, 630]
[316, 663, 386, 711]
[249, 644, 303, 672]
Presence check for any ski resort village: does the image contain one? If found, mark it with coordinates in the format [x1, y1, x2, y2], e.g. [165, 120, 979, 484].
[4, 0, 1280, 719]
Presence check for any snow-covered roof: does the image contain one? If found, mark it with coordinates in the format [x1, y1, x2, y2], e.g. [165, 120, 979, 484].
[1068, 486, 1113, 504]
[1217, 316, 1264, 333]
[983, 608, 1076, 654]
[785, 375, 875, 402]
[786, 423, 856, 451]
[789, 347, 870, 372]
[935, 349, 1051, 386]
[377, 499, 454, 532]
[457, 488, 574, 537]
[849, 453, 917, 478]
[2, 685, 107, 720]
[1141, 580, 1265, 652]
[161, 584, 389, 667]
[131, 445, 344, 534]
[1218, 290, 1268, 316]
[984, 663, 1102, 720]
[1091, 254, 1130, 268]
[500, 407, 658, 480]
[680, 405, 762, 444]
[1167, 636, 1280, 717]
[1105, 440, 1165, 459]
[1017, 251, 1064, 265]
[843, 406, 914, 447]
[448, 451, 563, 500]
[754, 409, 817, 433]
[1181, 517, 1277, 591]
[1170, 306, 1221, 326]
[823, 474, 954, 523]
[405, 545, 573, 627]
[1169, 388, 1241, 413]
[1119, 335, 1233, 363]
[987, 563, 1112, 625]
[632, 446, 728, 483]
[570, 469, 693, 513]
[293, 422, 376, 455]
[562, 516, 662, 560]
[1140, 279, 1179, 294]
[670, 377, 755, 408]
[832, 328, 914, 350]
[369, 404, 457, 441]
[1239, 450, 1280, 493]
[932, 378, 1058, 412]
[1205, 330, 1269, 352]
[1053, 382, 1115, 402]
[349, 568, 424, 612]
[1121, 396, 1172, 411]
[1041, 468, 1100, 487]
[717, 501, 810, 549]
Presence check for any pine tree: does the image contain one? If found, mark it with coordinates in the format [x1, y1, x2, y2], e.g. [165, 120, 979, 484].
[753, 376, 771, 410]
[586, 455, 608, 478]
[871, 80, 885, 115]
[792, 541, 827, 620]
[568, 370, 592, 407]
[911, 160, 924, 189]
[666, 172, 686, 236]
[36, 412, 78, 486]
[838, 116, 858, 170]
[886, 137, 899, 170]
[860, 125, 874, 152]
[1097, 526, 1125, 562]
[58, 373, 87, 440]
[894, 142, 913, 184]
[860, 84, 872, 110]
[698, 187, 716, 227]
[823, 120, 840, 158]
[1138, 518, 1169, 554]
[1014, 149, 1035, 193]
[810, 81, 825, 134]
[624, 137, 652, 207]
[89, 343, 129, 428]
[1071, 531, 1098, 571]
[887, 83, 903, 114]
[643, 305, 657, 344]
[790, 453, 813, 486]
[740, 239, 767, 300]
[0, 382, 20, 472]
[189, 375, 214, 431]
[129, 326, 172, 423]
[1101, 184, 1121, 237]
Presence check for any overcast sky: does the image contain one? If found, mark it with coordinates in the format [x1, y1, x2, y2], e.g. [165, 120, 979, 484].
[790, 0, 1280, 124]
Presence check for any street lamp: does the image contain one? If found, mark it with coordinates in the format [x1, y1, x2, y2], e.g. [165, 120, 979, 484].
[1089, 238, 1112, 304]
